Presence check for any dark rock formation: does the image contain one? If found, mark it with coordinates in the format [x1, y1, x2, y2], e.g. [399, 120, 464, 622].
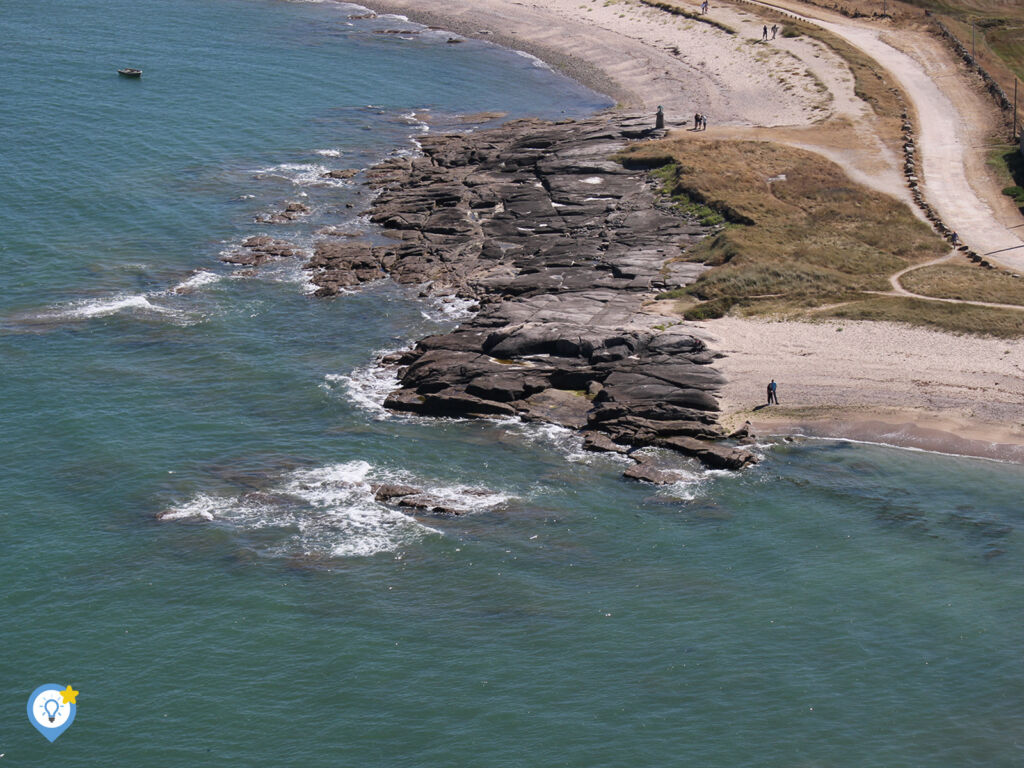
[305, 114, 757, 470]
[257, 201, 311, 224]
[221, 236, 303, 266]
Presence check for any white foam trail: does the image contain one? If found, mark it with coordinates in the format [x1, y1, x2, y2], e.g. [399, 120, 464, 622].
[513, 49, 554, 71]
[315, 148, 343, 157]
[160, 460, 515, 558]
[172, 270, 222, 293]
[253, 162, 352, 188]
[45, 294, 175, 320]
[419, 294, 477, 322]
[324, 359, 401, 419]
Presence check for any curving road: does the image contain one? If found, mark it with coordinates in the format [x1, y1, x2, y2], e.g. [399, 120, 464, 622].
[743, 0, 1024, 272]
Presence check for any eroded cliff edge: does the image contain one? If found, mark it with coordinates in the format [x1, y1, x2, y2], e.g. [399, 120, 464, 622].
[302, 113, 757, 471]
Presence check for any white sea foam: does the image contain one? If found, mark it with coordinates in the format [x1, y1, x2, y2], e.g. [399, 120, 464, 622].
[171, 270, 222, 293]
[315, 148, 343, 158]
[44, 294, 176, 320]
[160, 460, 514, 558]
[253, 162, 352, 188]
[324, 358, 401, 418]
[513, 49, 554, 71]
[419, 294, 477, 322]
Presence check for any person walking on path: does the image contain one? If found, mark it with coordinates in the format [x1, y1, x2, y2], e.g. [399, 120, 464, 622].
[762, 25, 769, 41]
[693, 112, 701, 131]
[771, 24, 778, 39]
[701, 0, 708, 13]
[701, 114, 708, 130]
[767, 379, 779, 405]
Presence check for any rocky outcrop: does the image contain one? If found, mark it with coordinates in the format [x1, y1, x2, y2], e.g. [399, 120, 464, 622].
[307, 114, 757, 470]
[221, 236, 304, 266]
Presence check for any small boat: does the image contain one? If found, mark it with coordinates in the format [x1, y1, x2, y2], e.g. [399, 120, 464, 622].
[117, 68, 142, 78]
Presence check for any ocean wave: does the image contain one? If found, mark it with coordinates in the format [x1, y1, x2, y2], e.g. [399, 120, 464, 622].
[252, 162, 353, 188]
[171, 270, 223, 293]
[419, 294, 477, 322]
[323, 358, 401, 418]
[513, 49, 554, 71]
[42, 293, 178, 321]
[160, 460, 513, 558]
[315, 148, 343, 158]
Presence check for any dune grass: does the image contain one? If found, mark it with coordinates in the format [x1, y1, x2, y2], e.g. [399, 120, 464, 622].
[622, 136, 944, 300]
[621, 136, 1024, 336]
[824, 297, 1024, 337]
[900, 263, 1024, 305]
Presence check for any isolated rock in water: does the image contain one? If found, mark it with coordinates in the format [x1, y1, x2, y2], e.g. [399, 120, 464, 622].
[623, 463, 678, 485]
[371, 483, 422, 501]
[658, 436, 758, 470]
[396, 496, 461, 517]
[256, 201, 311, 224]
[222, 236, 303, 265]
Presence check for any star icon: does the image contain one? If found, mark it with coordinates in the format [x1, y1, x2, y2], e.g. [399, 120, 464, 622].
[59, 685, 79, 705]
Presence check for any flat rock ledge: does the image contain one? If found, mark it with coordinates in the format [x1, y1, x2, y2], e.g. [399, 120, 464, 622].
[305, 114, 757, 471]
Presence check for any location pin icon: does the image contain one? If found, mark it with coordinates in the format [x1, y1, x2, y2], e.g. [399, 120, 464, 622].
[28, 684, 77, 742]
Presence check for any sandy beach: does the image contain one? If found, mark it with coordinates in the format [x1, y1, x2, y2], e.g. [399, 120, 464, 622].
[705, 316, 1024, 461]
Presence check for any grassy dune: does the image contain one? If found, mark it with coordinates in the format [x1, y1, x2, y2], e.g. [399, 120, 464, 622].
[900, 262, 1024, 305]
[621, 136, 1024, 336]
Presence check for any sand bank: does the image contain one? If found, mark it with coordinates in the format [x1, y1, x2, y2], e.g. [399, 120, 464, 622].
[706, 316, 1024, 462]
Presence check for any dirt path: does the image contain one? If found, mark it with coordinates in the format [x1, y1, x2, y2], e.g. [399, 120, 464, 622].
[740, 0, 1024, 272]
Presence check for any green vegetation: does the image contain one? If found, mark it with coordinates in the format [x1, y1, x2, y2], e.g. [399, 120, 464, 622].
[988, 145, 1024, 212]
[650, 163, 726, 226]
[623, 137, 945, 307]
[618, 136, 1024, 336]
[792, 0, 1024, 85]
[824, 297, 1024, 338]
[900, 263, 1024, 305]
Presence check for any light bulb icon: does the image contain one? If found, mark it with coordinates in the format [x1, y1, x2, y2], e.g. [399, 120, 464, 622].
[44, 698, 60, 723]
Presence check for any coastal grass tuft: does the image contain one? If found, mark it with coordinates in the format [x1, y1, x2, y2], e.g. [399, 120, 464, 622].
[900, 263, 1024, 306]
[637, 0, 737, 34]
[650, 163, 726, 225]
[621, 136, 945, 308]
[987, 145, 1024, 213]
[822, 297, 1024, 338]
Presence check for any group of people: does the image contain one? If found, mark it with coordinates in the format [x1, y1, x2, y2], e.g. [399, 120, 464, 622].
[761, 24, 779, 40]
[700, 0, 709, 13]
[692, 113, 708, 131]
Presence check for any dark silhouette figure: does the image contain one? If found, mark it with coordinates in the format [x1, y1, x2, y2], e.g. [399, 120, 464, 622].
[762, 25, 769, 41]
[767, 379, 779, 405]
[701, 0, 708, 13]
[656, 105, 665, 129]
[771, 24, 778, 39]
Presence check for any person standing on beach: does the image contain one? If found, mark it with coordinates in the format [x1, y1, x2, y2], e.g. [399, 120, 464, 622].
[771, 24, 778, 39]
[767, 379, 778, 405]
[694, 112, 701, 131]
[701, 0, 709, 13]
[701, 114, 708, 130]
[762, 25, 769, 41]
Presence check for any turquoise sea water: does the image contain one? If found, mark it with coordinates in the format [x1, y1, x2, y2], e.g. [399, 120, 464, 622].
[1, 0, 1022, 765]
